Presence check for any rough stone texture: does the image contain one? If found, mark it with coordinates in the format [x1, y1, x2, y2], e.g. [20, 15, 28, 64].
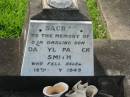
[45, 0, 73, 8]
[97, 0, 130, 40]
[42, 0, 79, 9]
[94, 40, 130, 97]
[0, 39, 20, 75]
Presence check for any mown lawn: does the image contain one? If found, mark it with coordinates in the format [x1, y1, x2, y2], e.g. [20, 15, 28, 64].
[86, 0, 107, 38]
[0, 0, 28, 38]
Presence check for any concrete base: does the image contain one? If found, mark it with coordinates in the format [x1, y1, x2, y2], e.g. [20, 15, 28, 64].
[0, 39, 20, 75]
[94, 40, 130, 97]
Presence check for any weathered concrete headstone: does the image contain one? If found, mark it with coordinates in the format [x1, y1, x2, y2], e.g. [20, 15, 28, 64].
[21, 0, 94, 76]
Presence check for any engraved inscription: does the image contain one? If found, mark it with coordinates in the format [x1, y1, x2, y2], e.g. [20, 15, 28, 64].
[21, 21, 94, 76]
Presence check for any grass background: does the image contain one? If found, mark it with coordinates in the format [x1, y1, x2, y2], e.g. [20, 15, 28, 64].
[0, 0, 107, 39]
[86, 0, 107, 38]
[0, 0, 28, 38]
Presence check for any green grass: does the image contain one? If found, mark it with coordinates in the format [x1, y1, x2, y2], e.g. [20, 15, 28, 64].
[86, 0, 107, 39]
[0, 0, 28, 38]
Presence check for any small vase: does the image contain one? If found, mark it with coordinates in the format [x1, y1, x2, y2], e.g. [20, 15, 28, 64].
[43, 82, 69, 97]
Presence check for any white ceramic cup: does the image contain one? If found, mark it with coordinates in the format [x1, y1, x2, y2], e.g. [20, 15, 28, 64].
[43, 82, 69, 97]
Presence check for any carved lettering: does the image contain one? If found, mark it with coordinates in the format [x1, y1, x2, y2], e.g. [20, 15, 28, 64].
[45, 26, 66, 31]
[62, 48, 71, 52]
[28, 47, 38, 52]
[48, 48, 56, 52]
[82, 48, 90, 52]
[48, 55, 71, 60]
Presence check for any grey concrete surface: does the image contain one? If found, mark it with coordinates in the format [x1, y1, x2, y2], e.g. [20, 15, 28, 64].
[97, 0, 130, 40]
[30, 0, 43, 18]
[94, 40, 130, 97]
[0, 39, 20, 75]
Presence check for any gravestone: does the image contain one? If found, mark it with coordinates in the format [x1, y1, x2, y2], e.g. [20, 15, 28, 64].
[21, 0, 94, 76]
